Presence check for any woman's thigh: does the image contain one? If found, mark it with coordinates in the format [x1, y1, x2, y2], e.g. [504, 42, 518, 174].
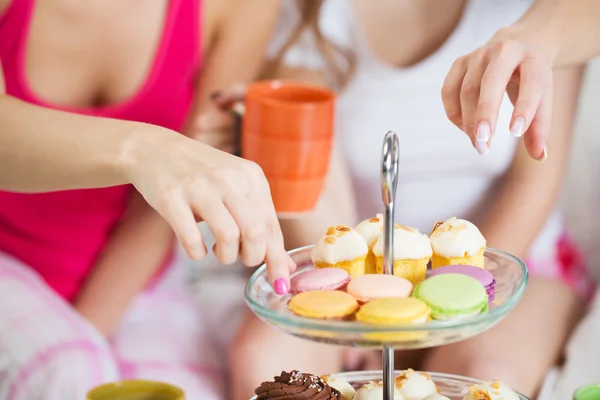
[0, 254, 118, 400]
[423, 277, 584, 397]
[110, 262, 224, 400]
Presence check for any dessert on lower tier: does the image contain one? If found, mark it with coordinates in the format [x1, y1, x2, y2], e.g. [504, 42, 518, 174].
[321, 375, 356, 400]
[372, 224, 432, 285]
[352, 381, 404, 399]
[311, 226, 369, 278]
[291, 268, 352, 294]
[288, 290, 358, 320]
[429, 218, 486, 269]
[255, 370, 342, 399]
[412, 274, 488, 320]
[463, 380, 520, 400]
[253, 370, 522, 400]
[346, 274, 413, 303]
[354, 214, 384, 274]
[429, 265, 496, 304]
[394, 369, 438, 400]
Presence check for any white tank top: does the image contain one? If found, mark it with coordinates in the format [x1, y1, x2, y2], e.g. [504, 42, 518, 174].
[270, 0, 563, 260]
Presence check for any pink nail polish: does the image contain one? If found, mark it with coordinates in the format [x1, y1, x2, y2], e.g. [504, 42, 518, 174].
[274, 278, 289, 295]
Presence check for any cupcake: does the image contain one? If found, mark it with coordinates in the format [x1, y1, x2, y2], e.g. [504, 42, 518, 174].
[429, 217, 486, 269]
[311, 225, 368, 278]
[255, 370, 342, 399]
[354, 214, 383, 274]
[353, 381, 404, 400]
[372, 224, 432, 285]
[321, 375, 356, 400]
[424, 395, 451, 400]
[395, 369, 438, 400]
[463, 380, 519, 400]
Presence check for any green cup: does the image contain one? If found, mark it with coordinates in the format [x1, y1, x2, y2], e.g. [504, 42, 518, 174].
[574, 383, 600, 400]
[87, 380, 185, 400]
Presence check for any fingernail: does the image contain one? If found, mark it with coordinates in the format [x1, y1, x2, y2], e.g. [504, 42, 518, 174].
[475, 122, 491, 156]
[475, 140, 489, 155]
[476, 122, 491, 142]
[511, 118, 526, 138]
[274, 278, 289, 295]
[537, 145, 548, 164]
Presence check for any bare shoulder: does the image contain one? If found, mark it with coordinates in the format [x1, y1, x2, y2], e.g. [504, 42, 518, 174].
[221, 0, 281, 25]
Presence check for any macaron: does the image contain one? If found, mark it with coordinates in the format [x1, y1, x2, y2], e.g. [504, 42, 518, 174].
[346, 274, 413, 303]
[413, 274, 488, 320]
[290, 268, 351, 294]
[356, 297, 430, 325]
[429, 264, 496, 303]
[288, 290, 358, 320]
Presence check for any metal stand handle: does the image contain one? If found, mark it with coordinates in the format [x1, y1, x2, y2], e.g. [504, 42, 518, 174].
[380, 131, 399, 400]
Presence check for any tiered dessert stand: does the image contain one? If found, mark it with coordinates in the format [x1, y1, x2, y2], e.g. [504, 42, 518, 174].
[246, 132, 530, 399]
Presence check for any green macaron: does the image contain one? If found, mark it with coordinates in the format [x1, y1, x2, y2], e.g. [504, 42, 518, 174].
[413, 273, 488, 320]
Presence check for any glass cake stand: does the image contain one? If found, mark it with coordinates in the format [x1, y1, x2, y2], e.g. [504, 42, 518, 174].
[249, 371, 531, 400]
[245, 245, 527, 349]
[246, 131, 529, 400]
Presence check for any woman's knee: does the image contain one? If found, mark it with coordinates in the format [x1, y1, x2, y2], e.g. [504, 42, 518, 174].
[3, 338, 118, 400]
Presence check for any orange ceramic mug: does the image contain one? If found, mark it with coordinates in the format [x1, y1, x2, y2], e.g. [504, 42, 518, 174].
[87, 380, 184, 400]
[242, 80, 335, 215]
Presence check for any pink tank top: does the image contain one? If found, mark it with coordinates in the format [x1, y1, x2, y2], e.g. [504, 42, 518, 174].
[0, 0, 202, 301]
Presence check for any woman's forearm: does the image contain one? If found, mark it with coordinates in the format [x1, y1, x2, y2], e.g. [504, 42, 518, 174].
[74, 193, 174, 337]
[0, 95, 168, 192]
[502, 0, 600, 67]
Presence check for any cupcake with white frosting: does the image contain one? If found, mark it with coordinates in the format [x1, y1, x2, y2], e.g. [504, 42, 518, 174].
[429, 217, 486, 269]
[463, 380, 519, 400]
[372, 224, 432, 285]
[354, 214, 383, 274]
[353, 381, 404, 400]
[321, 375, 356, 400]
[394, 369, 438, 400]
[311, 225, 368, 278]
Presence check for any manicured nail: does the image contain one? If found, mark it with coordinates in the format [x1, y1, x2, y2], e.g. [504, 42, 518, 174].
[511, 118, 526, 138]
[274, 278, 289, 295]
[475, 140, 489, 156]
[474, 123, 490, 156]
[476, 122, 491, 143]
[537, 145, 547, 164]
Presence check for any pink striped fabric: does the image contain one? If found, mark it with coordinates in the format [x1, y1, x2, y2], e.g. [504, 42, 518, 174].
[0, 253, 224, 400]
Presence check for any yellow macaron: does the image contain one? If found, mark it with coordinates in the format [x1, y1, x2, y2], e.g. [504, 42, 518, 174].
[356, 297, 430, 342]
[288, 290, 359, 319]
[356, 297, 430, 324]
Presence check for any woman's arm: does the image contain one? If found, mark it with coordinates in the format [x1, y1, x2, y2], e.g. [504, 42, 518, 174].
[505, 0, 600, 67]
[441, 0, 599, 162]
[0, 63, 294, 290]
[74, 192, 174, 336]
[188, 0, 281, 151]
[477, 66, 584, 258]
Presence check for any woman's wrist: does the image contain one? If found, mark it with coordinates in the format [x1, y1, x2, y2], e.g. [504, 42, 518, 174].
[118, 123, 179, 188]
[491, 24, 559, 67]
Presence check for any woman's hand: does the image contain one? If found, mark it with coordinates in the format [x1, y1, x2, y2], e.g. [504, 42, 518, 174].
[187, 88, 246, 154]
[441, 28, 557, 161]
[125, 128, 296, 294]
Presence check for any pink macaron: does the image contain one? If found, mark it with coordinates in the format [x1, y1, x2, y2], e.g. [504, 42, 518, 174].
[290, 268, 351, 294]
[346, 274, 413, 303]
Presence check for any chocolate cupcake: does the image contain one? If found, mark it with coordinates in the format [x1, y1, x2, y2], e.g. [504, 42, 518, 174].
[255, 370, 342, 399]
